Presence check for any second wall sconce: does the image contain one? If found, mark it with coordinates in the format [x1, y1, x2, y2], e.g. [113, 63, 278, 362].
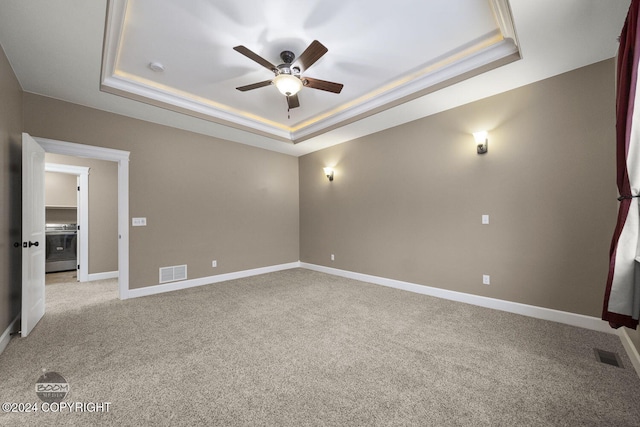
[473, 131, 488, 154]
[323, 167, 334, 181]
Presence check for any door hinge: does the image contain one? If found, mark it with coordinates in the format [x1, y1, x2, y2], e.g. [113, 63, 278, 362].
[77, 186, 80, 191]
[77, 265, 80, 270]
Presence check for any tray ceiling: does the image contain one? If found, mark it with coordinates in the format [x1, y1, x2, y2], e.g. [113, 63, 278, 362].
[101, 0, 520, 143]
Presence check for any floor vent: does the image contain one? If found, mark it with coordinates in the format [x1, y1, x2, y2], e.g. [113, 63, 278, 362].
[594, 348, 623, 368]
[159, 265, 187, 284]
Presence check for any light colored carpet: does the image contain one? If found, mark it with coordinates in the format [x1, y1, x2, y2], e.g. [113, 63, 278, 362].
[1, 268, 639, 426]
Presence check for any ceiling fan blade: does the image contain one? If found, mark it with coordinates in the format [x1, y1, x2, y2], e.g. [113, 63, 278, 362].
[303, 77, 343, 94]
[287, 94, 300, 109]
[233, 45, 277, 73]
[236, 80, 273, 91]
[295, 40, 328, 72]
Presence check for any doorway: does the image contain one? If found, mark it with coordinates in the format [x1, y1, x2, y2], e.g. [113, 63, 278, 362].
[44, 163, 89, 282]
[34, 137, 130, 300]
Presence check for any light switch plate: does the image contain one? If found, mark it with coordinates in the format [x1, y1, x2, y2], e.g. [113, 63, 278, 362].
[482, 215, 489, 225]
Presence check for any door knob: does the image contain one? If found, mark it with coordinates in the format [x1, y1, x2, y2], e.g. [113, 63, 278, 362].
[28, 241, 39, 248]
[13, 242, 20, 248]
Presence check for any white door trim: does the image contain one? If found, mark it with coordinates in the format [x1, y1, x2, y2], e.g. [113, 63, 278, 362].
[45, 163, 90, 282]
[35, 137, 130, 300]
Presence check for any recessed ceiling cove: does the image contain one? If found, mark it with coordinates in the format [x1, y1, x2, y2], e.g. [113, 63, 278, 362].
[101, 0, 520, 144]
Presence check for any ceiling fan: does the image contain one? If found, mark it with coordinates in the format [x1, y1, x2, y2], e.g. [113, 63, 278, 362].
[233, 40, 344, 111]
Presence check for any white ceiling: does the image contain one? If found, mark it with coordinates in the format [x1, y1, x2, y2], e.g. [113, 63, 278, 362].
[0, 0, 631, 156]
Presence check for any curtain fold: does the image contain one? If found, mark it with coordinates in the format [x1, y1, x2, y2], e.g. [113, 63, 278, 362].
[603, 0, 640, 330]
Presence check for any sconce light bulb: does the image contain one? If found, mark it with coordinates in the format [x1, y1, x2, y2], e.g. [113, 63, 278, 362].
[473, 131, 488, 154]
[473, 131, 488, 143]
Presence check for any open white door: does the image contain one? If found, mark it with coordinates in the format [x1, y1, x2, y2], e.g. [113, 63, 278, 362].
[22, 133, 46, 337]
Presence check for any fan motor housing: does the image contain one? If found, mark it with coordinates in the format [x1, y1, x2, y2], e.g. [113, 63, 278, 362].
[277, 64, 292, 75]
[277, 64, 300, 76]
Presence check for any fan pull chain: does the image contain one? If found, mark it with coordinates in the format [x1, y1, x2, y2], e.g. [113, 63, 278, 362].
[286, 96, 290, 119]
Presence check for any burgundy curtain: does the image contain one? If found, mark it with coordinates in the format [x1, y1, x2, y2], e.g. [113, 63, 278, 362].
[603, 0, 640, 330]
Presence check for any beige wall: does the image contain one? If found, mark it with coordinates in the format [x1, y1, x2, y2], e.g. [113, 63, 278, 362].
[46, 208, 76, 224]
[300, 59, 618, 318]
[45, 154, 119, 274]
[46, 169, 78, 225]
[45, 171, 77, 207]
[0, 43, 22, 335]
[45, 171, 78, 226]
[23, 93, 299, 289]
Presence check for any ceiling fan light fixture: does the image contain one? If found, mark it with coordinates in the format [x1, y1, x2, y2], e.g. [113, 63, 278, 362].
[234, 41, 342, 109]
[274, 74, 302, 96]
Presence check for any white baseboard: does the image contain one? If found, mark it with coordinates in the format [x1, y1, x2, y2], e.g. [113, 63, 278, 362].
[300, 263, 615, 334]
[86, 271, 119, 281]
[0, 316, 19, 356]
[619, 328, 640, 378]
[125, 262, 301, 299]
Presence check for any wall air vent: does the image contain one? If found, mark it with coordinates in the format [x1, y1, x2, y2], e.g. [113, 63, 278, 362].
[159, 265, 187, 284]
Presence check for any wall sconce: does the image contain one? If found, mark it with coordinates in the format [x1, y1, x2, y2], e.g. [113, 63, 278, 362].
[473, 131, 488, 154]
[323, 167, 334, 181]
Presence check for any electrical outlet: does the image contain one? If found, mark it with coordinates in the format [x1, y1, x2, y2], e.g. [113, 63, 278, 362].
[331, 254, 335, 261]
[483, 275, 490, 285]
[482, 215, 489, 225]
[212, 260, 217, 268]
[132, 217, 147, 226]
